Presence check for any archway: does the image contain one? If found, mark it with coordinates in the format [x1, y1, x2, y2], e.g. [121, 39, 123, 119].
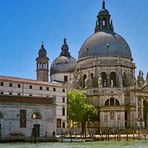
[110, 72, 116, 87]
[82, 74, 86, 88]
[101, 72, 107, 87]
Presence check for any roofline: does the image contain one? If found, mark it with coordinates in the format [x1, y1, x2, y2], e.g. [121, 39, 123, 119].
[0, 76, 64, 87]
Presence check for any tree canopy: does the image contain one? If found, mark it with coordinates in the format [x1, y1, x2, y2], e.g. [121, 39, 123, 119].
[67, 89, 98, 131]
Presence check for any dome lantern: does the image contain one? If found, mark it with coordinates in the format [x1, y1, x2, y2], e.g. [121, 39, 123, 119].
[95, 1, 114, 33]
[60, 38, 71, 57]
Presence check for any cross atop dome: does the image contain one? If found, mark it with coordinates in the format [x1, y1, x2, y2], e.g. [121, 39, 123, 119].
[41, 41, 44, 49]
[102, 0, 105, 9]
[64, 38, 67, 44]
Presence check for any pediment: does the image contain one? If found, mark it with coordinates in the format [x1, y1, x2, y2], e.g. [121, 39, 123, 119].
[100, 88, 123, 96]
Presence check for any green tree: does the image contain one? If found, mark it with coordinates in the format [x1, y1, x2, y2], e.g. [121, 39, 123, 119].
[67, 89, 98, 134]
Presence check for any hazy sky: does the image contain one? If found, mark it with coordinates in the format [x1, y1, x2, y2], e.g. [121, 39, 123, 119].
[0, 0, 147, 80]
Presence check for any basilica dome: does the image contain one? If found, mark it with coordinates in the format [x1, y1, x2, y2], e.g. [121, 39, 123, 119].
[78, 30, 132, 60]
[78, 1, 132, 61]
[50, 39, 77, 75]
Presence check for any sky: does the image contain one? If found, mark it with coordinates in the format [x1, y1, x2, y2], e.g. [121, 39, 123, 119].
[0, 0, 147, 80]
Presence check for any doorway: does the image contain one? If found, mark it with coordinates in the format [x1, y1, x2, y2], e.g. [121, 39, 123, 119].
[33, 124, 40, 137]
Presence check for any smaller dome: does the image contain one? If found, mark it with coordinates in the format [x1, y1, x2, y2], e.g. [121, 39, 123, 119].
[50, 56, 77, 75]
[38, 44, 47, 57]
[50, 38, 77, 75]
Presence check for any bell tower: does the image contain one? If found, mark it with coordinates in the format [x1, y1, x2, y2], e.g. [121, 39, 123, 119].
[36, 42, 49, 82]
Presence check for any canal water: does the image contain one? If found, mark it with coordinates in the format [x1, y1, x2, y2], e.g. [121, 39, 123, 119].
[0, 141, 148, 148]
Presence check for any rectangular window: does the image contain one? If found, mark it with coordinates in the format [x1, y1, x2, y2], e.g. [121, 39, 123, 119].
[62, 122, 65, 128]
[62, 97, 65, 103]
[9, 83, 12, 87]
[62, 107, 65, 116]
[57, 118, 61, 128]
[53, 88, 56, 91]
[18, 84, 21, 88]
[0, 82, 4, 86]
[29, 85, 32, 89]
[20, 109, 26, 128]
[64, 75, 68, 82]
[40, 86, 42, 90]
[46, 87, 49, 91]
[62, 89, 65, 92]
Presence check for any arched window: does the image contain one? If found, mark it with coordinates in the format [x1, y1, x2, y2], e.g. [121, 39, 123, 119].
[122, 72, 127, 87]
[105, 99, 109, 106]
[31, 112, 41, 119]
[105, 98, 120, 106]
[101, 72, 107, 87]
[110, 72, 116, 87]
[110, 98, 114, 106]
[91, 73, 93, 79]
[83, 74, 86, 88]
[116, 99, 120, 105]
[103, 19, 106, 26]
[0, 112, 3, 118]
[40, 63, 42, 69]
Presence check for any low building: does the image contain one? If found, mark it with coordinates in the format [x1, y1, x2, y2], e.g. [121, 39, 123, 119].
[0, 95, 55, 140]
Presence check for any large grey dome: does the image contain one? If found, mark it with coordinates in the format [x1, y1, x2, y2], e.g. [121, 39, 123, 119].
[78, 30, 132, 60]
[79, 1, 132, 61]
[50, 38, 77, 75]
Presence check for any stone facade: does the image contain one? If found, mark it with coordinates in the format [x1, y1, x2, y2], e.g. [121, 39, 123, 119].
[0, 96, 56, 139]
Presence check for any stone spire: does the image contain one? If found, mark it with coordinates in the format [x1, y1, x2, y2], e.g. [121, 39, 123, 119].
[137, 70, 144, 87]
[60, 38, 71, 57]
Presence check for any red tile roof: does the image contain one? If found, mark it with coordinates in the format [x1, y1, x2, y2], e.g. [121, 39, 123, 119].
[0, 95, 53, 105]
[0, 76, 63, 87]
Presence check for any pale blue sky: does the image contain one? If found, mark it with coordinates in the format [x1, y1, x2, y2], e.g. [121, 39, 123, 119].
[0, 0, 147, 80]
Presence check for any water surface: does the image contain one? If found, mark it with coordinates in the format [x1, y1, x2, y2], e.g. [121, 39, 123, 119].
[0, 141, 148, 148]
